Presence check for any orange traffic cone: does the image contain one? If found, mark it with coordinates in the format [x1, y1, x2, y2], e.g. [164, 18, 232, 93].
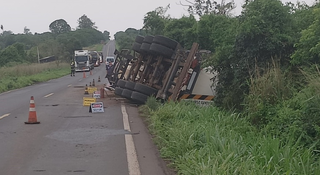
[83, 68, 86, 78]
[25, 96, 40, 124]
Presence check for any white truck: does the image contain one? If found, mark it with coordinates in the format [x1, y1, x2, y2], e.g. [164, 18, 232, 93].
[74, 50, 94, 72]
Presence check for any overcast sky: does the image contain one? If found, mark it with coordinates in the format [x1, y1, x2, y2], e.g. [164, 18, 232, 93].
[0, 0, 317, 38]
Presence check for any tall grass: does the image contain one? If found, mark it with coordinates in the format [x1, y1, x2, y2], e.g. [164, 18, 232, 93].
[0, 62, 69, 93]
[146, 101, 320, 174]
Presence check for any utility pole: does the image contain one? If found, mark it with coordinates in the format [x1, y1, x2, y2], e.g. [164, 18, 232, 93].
[37, 47, 40, 63]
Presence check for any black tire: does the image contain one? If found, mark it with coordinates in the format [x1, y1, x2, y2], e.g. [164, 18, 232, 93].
[131, 91, 148, 104]
[143, 35, 154, 44]
[149, 43, 174, 58]
[135, 35, 144, 44]
[121, 89, 133, 99]
[132, 42, 142, 53]
[117, 79, 127, 88]
[125, 81, 136, 90]
[134, 83, 158, 96]
[140, 43, 151, 53]
[153, 35, 178, 50]
[114, 87, 123, 96]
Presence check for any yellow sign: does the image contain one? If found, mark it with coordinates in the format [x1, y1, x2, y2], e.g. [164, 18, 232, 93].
[87, 87, 98, 94]
[83, 97, 96, 106]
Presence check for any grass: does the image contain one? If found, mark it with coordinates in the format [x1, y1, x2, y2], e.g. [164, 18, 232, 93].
[83, 44, 104, 52]
[0, 62, 69, 93]
[143, 101, 320, 175]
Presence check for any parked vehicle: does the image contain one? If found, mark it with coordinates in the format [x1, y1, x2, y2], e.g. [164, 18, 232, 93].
[90, 51, 100, 67]
[112, 35, 216, 104]
[74, 50, 94, 72]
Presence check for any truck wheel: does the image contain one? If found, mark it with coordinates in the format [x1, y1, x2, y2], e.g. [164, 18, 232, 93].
[143, 35, 154, 44]
[131, 91, 148, 104]
[153, 35, 178, 50]
[140, 43, 152, 54]
[134, 83, 158, 96]
[114, 87, 123, 96]
[117, 79, 127, 88]
[135, 35, 144, 44]
[149, 43, 174, 59]
[121, 89, 133, 99]
[125, 81, 136, 90]
[132, 42, 142, 53]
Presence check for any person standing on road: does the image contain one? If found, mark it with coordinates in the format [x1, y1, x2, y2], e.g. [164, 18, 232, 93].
[105, 61, 114, 84]
[70, 60, 75, 76]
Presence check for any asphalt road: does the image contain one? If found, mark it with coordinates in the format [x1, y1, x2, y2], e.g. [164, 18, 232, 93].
[0, 41, 173, 175]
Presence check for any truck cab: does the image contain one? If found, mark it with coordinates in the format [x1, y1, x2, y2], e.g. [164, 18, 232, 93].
[74, 50, 94, 72]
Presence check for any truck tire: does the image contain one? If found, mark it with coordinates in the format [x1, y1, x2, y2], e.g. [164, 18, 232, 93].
[121, 89, 133, 99]
[143, 35, 154, 44]
[125, 81, 136, 90]
[134, 83, 158, 96]
[149, 43, 174, 59]
[117, 79, 127, 88]
[114, 87, 123, 96]
[135, 35, 144, 44]
[153, 35, 178, 50]
[132, 42, 142, 53]
[140, 43, 151, 54]
[131, 91, 148, 104]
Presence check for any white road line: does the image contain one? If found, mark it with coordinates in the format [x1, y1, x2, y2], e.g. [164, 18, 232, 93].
[0, 113, 10, 120]
[121, 104, 141, 175]
[67, 84, 72, 87]
[44, 93, 54, 98]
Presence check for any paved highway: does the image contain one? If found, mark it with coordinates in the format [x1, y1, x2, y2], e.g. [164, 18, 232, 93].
[0, 41, 173, 175]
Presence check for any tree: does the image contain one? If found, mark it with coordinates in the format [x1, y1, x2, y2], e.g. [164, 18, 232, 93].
[163, 15, 197, 49]
[49, 19, 71, 35]
[103, 30, 110, 41]
[291, 7, 320, 65]
[213, 0, 294, 110]
[77, 14, 97, 29]
[181, 0, 236, 17]
[24, 26, 31, 34]
[143, 5, 171, 35]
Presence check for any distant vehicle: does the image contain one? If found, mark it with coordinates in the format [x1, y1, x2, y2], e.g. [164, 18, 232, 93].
[98, 52, 103, 63]
[90, 51, 100, 67]
[74, 50, 94, 72]
[105, 56, 115, 65]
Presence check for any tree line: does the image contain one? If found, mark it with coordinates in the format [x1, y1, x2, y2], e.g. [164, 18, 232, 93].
[0, 14, 110, 66]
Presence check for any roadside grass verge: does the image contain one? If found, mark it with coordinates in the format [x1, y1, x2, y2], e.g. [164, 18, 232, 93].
[144, 101, 320, 175]
[0, 62, 69, 93]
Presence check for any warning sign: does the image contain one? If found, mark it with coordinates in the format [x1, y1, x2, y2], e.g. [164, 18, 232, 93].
[87, 87, 97, 94]
[89, 102, 104, 113]
[83, 97, 96, 106]
[93, 91, 100, 99]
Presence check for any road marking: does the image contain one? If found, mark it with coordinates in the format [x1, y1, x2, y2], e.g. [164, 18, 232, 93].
[0, 113, 10, 120]
[121, 104, 141, 175]
[44, 93, 54, 98]
[67, 84, 72, 87]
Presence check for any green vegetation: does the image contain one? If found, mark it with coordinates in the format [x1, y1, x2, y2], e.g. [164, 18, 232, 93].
[0, 62, 69, 93]
[83, 43, 104, 52]
[0, 14, 110, 67]
[142, 99, 320, 175]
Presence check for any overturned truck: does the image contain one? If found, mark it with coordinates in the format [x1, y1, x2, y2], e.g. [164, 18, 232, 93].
[111, 35, 217, 104]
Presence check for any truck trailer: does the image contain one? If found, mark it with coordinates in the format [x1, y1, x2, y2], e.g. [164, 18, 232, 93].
[111, 35, 217, 104]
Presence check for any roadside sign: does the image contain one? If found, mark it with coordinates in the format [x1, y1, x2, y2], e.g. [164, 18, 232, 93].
[83, 97, 96, 106]
[89, 102, 104, 113]
[87, 87, 97, 94]
[93, 91, 100, 99]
